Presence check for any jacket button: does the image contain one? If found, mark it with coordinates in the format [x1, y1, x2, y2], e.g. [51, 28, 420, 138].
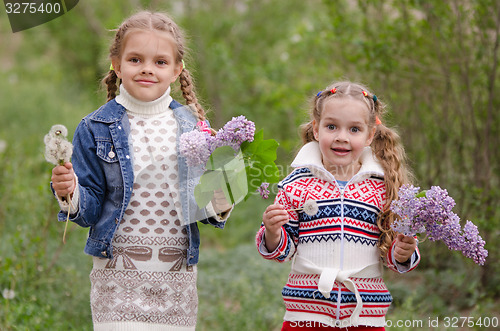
[101, 251, 107, 257]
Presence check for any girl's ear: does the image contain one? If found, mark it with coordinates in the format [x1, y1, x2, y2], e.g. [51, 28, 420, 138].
[111, 58, 122, 79]
[366, 126, 377, 146]
[171, 61, 183, 84]
[312, 120, 319, 141]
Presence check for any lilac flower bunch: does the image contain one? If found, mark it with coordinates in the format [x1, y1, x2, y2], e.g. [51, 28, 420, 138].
[179, 116, 256, 167]
[390, 184, 488, 265]
[257, 182, 270, 199]
[179, 130, 215, 167]
[215, 115, 255, 150]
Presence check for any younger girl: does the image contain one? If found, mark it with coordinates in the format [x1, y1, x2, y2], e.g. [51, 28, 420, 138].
[257, 81, 420, 330]
[51, 11, 230, 330]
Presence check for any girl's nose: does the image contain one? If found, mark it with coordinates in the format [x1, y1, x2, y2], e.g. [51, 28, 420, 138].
[335, 130, 349, 142]
[141, 63, 153, 75]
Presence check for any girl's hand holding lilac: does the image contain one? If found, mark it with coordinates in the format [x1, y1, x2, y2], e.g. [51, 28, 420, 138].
[51, 162, 76, 198]
[393, 233, 417, 263]
[212, 189, 232, 215]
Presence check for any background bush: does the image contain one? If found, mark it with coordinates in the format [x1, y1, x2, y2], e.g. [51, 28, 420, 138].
[1, 0, 498, 330]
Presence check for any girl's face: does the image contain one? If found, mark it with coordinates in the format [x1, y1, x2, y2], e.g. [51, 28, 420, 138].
[313, 98, 376, 180]
[112, 29, 182, 102]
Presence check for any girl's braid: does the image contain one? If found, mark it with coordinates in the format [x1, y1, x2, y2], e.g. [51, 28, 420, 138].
[179, 67, 206, 122]
[103, 69, 119, 102]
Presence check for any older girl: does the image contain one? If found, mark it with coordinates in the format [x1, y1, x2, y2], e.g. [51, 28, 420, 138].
[51, 11, 230, 330]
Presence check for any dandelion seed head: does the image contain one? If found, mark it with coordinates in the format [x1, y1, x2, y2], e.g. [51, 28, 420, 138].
[49, 124, 68, 138]
[44, 125, 72, 165]
[302, 200, 319, 216]
[2, 288, 15, 300]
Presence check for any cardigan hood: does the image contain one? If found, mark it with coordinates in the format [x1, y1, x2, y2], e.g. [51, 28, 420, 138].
[291, 141, 384, 184]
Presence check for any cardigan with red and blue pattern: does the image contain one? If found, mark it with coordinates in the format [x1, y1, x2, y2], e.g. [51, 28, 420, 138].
[256, 142, 420, 328]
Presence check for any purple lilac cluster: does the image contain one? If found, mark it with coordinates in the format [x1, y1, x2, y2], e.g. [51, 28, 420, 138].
[179, 116, 255, 167]
[390, 184, 488, 265]
[179, 130, 214, 167]
[257, 182, 270, 199]
[215, 115, 255, 150]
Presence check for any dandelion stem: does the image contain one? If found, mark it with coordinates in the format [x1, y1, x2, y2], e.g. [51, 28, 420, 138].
[63, 194, 71, 244]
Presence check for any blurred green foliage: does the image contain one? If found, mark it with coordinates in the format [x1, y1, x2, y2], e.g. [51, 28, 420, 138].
[1, 0, 499, 330]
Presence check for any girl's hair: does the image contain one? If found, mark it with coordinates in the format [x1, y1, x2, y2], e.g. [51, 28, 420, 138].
[300, 81, 413, 256]
[101, 11, 207, 121]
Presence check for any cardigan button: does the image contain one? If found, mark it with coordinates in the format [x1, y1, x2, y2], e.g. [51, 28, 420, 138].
[101, 251, 107, 257]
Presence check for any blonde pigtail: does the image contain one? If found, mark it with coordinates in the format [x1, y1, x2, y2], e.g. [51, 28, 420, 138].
[300, 121, 316, 144]
[179, 68, 205, 122]
[102, 70, 119, 102]
[372, 123, 413, 256]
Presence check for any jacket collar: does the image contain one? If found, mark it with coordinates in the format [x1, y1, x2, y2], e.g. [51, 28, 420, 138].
[89, 98, 184, 123]
[291, 141, 384, 184]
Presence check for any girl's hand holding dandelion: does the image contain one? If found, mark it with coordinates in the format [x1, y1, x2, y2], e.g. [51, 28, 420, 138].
[44, 124, 74, 244]
[262, 200, 319, 252]
[262, 204, 290, 252]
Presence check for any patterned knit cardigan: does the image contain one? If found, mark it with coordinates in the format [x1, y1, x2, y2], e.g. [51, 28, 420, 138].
[256, 142, 420, 328]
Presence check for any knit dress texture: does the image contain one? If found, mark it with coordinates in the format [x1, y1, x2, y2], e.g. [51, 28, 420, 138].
[90, 87, 197, 331]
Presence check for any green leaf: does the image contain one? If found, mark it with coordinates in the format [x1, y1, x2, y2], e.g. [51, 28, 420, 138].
[206, 146, 239, 170]
[416, 190, 427, 198]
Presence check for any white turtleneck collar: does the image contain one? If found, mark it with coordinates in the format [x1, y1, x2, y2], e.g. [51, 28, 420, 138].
[115, 85, 173, 118]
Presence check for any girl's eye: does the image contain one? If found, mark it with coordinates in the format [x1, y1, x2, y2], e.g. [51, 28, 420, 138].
[157, 60, 167, 65]
[351, 127, 360, 133]
[327, 124, 336, 130]
[129, 58, 140, 63]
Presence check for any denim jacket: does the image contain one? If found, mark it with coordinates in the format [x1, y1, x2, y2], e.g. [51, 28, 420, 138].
[56, 98, 225, 265]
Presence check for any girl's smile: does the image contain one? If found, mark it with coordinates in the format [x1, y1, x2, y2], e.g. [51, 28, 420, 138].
[313, 98, 375, 180]
[332, 147, 351, 156]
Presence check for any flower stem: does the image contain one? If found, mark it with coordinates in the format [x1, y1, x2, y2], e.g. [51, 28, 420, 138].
[221, 167, 235, 204]
[63, 194, 71, 244]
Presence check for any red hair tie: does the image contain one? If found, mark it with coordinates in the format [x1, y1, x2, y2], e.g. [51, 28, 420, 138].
[330, 88, 337, 94]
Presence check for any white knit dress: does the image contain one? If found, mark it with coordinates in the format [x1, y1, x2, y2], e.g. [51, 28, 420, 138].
[90, 87, 197, 331]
